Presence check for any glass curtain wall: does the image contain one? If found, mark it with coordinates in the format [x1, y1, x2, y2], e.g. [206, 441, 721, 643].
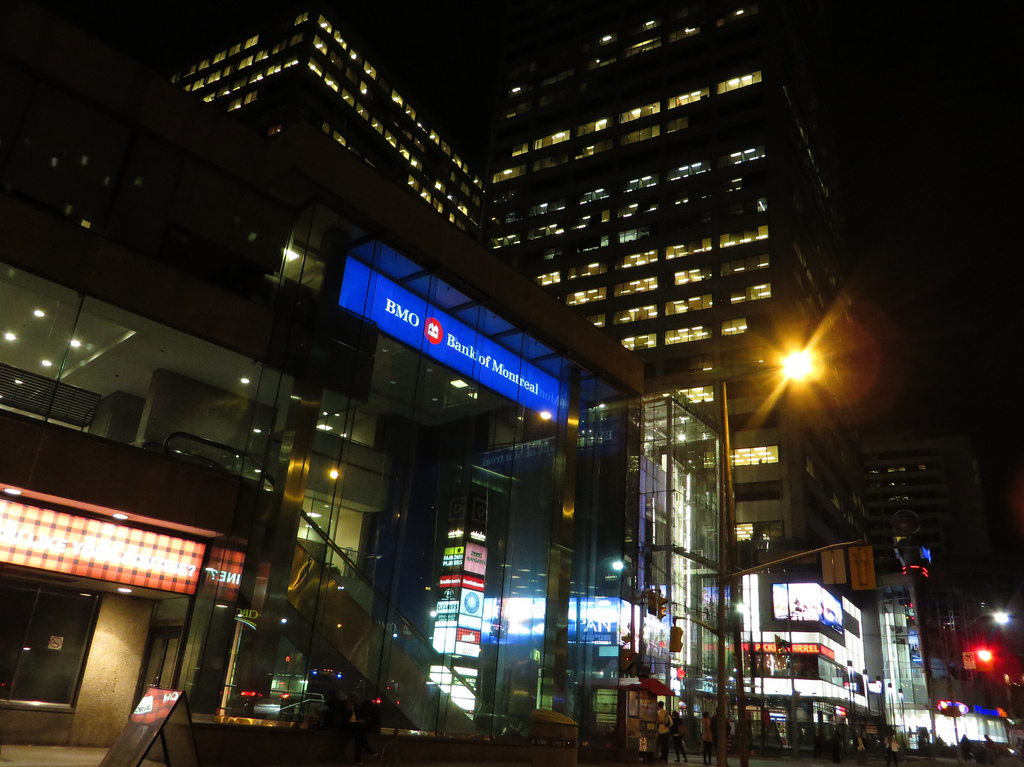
[196, 202, 636, 741]
[640, 394, 721, 714]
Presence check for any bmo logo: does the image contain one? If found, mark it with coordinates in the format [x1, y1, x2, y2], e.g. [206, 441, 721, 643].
[385, 298, 420, 327]
[425, 317, 443, 345]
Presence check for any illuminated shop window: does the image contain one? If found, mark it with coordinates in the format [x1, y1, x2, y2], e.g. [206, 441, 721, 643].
[668, 161, 708, 180]
[678, 386, 714, 403]
[566, 287, 607, 306]
[720, 225, 769, 248]
[730, 283, 771, 303]
[492, 165, 527, 184]
[732, 445, 779, 466]
[623, 38, 661, 58]
[625, 175, 659, 193]
[669, 87, 709, 108]
[666, 26, 700, 43]
[533, 129, 571, 150]
[620, 102, 661, 123]
[719, 146, 766, 167]
[614, 276, 658, 297]
[618, 250, 658, 270]
[584, 313, 606, 327]
[666, 238, 712, 259]
[675, 267, 712, 285]
[717, 71, 762, 94]
[621, 333, 656, 350]
[721, 317, 748, 335]
[578, 118, 610, 136]
[665, 325, 710, 345]
[613, 305, 658, 324]
[568, 262, 607, 279]
[666, 294, 712, 314]
[535, 271, 561, 286]
[575, 140, 614, 160]
[721, 253, 769, 275]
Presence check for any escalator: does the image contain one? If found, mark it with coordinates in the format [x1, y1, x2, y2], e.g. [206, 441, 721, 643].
[281, 533, 480, 735]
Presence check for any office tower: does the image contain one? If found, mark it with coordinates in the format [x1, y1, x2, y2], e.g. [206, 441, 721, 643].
[488, 1, 865, 549]
[863, 434, 990, 569]
[170, 7, 485, 235]
[487, 0, 873, 739]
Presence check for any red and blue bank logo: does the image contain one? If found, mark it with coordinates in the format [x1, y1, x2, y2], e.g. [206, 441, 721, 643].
[425, 317, 443, 345]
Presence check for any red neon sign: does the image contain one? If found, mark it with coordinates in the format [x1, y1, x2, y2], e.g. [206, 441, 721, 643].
[0, 500, 206, 594]
[741, 641, 835, 659]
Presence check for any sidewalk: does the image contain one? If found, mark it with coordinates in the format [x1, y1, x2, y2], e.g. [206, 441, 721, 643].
[0, 745, 963, 767]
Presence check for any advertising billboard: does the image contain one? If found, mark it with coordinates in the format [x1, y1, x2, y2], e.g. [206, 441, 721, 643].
[771, 582, 844, 633]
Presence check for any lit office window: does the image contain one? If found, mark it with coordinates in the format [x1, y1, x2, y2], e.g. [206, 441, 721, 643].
[665, 238, 711, 259]
[585, 313, 606, 327]
[675, 267, 712, 285]
[721, 317, 748, 335]
[568, 263, 607, 279]
[624, 175, 659, 193]
[719, 146, 766, 167]
[580, 188, 610, 204]
[621, 334, 656, 350]
[667, 26, 701, 43]
[666, 117, 688, 133]
[730, 283, 771, 303]
[666, 295, 712, 314]
[732, 445, 779, 466]
[492, 165, 527, 184]
[717, 71, 762, 94]
[533, 154, 569, 171]
[717, 4, 759, 26]
[575, 140, 614, 160]
[721, 253, 769, 276]
[669, 87, 709, 108]
[623, 38, 661, 58]
[566, 287, 607, 306]
[614, 277, 658, 297]
[720, 225, 769, 248]
[618, 250, 658, 270]
[613, 305, 658, 324]
[668, 161, 708, 180]
[535, 271, 561, 286]
[512, 143, 529, 156]
[620, 102, 661, 123]
[533, 129, 571, 150]
[665, 325, 710, 345]
[678, 386, 714, 403]
[577, 118, 610, 136]
[618, 227, 650, 244]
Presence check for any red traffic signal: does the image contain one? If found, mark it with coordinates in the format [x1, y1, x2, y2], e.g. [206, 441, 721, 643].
[976, 648, 994, 668]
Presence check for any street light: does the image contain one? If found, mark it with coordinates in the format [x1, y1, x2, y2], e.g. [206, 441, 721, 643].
[994, 612, 1010, 626]
[716, 349, 815, 767]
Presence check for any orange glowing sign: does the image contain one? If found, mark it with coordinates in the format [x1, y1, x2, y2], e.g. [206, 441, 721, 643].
[0, 500, 206, 594]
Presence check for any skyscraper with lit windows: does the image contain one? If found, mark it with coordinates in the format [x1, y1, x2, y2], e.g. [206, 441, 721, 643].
[486, 0, 873, 735]
[170, 7, 485, 236]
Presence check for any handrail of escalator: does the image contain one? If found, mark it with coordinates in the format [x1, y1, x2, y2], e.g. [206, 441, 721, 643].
[161, 431, 272, 484]
[298, 513, 480, 696]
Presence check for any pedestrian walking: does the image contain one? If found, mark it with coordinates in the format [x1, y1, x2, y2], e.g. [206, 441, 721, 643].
[701, 711, 714, 764]
[855, 733, 867, 765]
[657, 701, 672, 762]
[831, 730, 842, 764]
[671, 711, 689, 762]
[885, 735, 901, 767]
[814, 730, 824, 759]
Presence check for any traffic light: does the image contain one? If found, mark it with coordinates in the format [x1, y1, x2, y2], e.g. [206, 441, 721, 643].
[619, 648, 636, 673]
[657, 594, 669, 619]
[670, 625, 684, 653]
[646, 591, 658, 615]
[976, 648, 995, 670]
[848, 545, 877, 590]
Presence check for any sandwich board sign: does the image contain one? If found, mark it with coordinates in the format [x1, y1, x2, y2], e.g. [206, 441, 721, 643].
[99, 688, 199, 767]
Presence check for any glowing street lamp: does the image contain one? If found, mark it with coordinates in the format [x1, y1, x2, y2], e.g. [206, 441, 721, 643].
[994, 612, 1010, 626]
[781, 350, 813, 381]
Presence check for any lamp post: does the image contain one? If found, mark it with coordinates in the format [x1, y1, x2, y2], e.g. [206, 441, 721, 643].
[715, 350, 814, 767]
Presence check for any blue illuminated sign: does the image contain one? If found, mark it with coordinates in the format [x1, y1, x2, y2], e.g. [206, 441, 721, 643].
[339, 258, 561, 415]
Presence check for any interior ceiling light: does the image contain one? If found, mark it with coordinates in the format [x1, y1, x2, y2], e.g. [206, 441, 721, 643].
[33, 309, 46, 317]
[450, 379, 469, 389]
[3, 488, 22, 495]
[112, 513, 128, 520]
[70, 339, 82, 347]
[3, 332, 15, 341]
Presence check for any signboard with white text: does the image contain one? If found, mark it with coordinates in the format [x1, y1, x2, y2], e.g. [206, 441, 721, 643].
[338, 257, 562, 415]
[0, 500, 206, 594]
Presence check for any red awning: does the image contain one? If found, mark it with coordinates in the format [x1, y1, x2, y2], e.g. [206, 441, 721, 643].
[622, 677, 675, 697]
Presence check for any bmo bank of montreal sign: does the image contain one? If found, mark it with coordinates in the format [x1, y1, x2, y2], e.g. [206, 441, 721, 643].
[339, 258, 561, 416]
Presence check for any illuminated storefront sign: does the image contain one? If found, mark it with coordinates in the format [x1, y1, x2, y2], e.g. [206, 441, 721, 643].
[740, 641, 836, 659]
[339, 257, 561, 415]
[0, 500, 206, 594]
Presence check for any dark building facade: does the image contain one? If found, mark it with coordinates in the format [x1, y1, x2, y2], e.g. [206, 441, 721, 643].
[0, 2, 646, 751]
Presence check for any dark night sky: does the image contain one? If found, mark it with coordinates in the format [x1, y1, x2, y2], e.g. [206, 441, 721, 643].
[32, 1, 1024, 551]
